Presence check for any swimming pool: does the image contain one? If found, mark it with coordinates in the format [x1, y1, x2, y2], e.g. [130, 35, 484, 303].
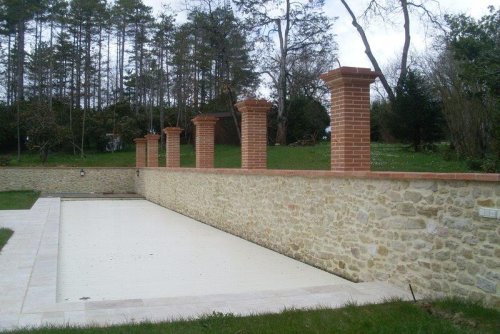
[57, 199, 349, 302]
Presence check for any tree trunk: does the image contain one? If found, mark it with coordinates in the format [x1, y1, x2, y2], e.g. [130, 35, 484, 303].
[84, 23, 91, 112]
[107, 31, 111, 106]
[33, 14, 39, 98]
[97, 25, 103, 111]
[81, 22, 91, 158]
[226, 86, 241, 144]
[49, 19, 54, 115]
[16, 21, 25, 101]
[399, 0, 411, 85]
[81, 107, 86, 158]
[159, 48, 165, 148]
[274, 0, 290, 145]
[76, 25, 82, 110]
[16, 20, 26, 161]
[6, 34, 12, 105]
[119, 25, 125, 100]
[134, 21, 140, 114]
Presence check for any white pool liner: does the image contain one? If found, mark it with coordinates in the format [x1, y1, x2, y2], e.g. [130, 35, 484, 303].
[58, 200, 348, 302]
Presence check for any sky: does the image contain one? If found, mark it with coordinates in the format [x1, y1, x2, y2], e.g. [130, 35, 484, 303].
[143, 0, 499, 71]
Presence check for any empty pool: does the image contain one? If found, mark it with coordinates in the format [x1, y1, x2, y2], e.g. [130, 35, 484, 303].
[57, 200, 349, 302]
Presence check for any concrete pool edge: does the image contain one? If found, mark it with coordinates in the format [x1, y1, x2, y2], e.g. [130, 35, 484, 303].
[0, 198, 411, 330]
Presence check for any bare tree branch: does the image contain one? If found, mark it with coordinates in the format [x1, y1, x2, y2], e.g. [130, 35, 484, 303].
[339, 0, 396, 102]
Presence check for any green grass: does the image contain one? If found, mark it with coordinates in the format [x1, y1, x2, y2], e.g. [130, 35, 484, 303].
[6, 150, 137, 167]
[370, 143, 469, 173]
[0, 190, 40, 210]
[2, 299, 498, 333]
[0, 191, 39, 253]
[4, 143, 471, 172]
[0, 228, 14, 252]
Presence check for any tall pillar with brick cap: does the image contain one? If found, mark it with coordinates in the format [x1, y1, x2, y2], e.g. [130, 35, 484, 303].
[133, 138, 147, 168]
[163, 127, 183, 168]
[235, 99, 272, 169]
[144, 133, 160, 167]
[320, 67, 379, 171]
[192, 116, 218, 168]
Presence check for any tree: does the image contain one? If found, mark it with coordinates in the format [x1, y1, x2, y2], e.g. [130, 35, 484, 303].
[339, 0, 441, 102]
[285, 96, 330, 144]
[388, 69, 443, 151]
[169, 2, 257, 141]
[0, 0, 258, 156]
[234, 0, 334, 145]
[370, 99, 392, 142]
[287, 45, 337, 102]
[23, 101, 69, 162]
[151, 7, 175, 146]
[0, 0, 41, 160]
[188, 4, 257, 141]
[68, 0, 107, 157]
[430, 7, 499, 160]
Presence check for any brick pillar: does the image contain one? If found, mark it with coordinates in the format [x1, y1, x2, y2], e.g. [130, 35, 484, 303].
[144, 134, 160, 167]
[320, 67, 378, 171]
[192, 116, 218, 168]
[163, 127, 183, 168]
[133, 138, 147, 168]
[235, 99, 272, 169]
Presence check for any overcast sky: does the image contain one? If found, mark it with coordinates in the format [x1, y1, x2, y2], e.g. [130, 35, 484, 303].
[143, 0, 499, 71]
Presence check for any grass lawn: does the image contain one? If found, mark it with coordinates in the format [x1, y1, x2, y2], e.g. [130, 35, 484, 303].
[370, 143, 469, 173]
[5, 143, 471, 172]
[2, 299, 498, 333]
[0, 228, 14, 252]
[0, 190, 39, 251]
[0, 191, 40, 210]
[4, 150, 137, 168]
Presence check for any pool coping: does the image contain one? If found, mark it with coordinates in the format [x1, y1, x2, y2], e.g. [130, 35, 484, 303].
[0, 198, 411, 331]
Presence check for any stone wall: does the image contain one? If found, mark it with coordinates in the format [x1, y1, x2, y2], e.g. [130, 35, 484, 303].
[0, 168, 135, 193]
[135, 168, 500, 307]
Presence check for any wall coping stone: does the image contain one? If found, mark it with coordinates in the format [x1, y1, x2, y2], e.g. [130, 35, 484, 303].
[144, 134, 160, 140]
[163, 127, 183, 134]
[0, 167, 136, 170]
[133, 138, 147, 143]
[192, 115, 218, 125]
[135, 167, 500, 182]
[235, 99, 273, 112]
[320, 66, 380, 84]
[2, 167, 497, 182]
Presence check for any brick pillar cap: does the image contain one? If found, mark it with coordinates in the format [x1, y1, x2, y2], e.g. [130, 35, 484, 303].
[192, 115, 218, 125]
[133, 138, 147, 143]
[163, 127, 183, 134]
[144, 134, 160, 140]
[235, 99, 272, 112]
[320, 66, 379, 84]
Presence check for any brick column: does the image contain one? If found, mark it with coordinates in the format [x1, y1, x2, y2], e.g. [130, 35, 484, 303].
[235, 99, 272, 169]
[133, 138, 147, 168]
[320, 67, 379, 171]
[192, 116, 218, 168]
[163, 127, 183, 168]
[144, 134, 160, 167]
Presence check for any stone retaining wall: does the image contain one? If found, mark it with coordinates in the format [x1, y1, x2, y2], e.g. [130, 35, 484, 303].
[135, 168, 500, 307]
[0, 168, 135, 193]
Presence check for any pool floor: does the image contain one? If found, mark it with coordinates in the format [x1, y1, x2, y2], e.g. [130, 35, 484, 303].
[58, 200, 349, 302]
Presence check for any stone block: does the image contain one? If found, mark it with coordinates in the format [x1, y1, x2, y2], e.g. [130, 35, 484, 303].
[397, 202, 416, 216]
[404, 191, 423, 203]
[476, 276, 497, 293]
